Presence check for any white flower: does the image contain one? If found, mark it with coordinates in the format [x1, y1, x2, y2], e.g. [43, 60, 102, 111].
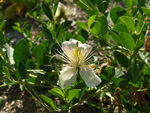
[56, 39, 102, 89]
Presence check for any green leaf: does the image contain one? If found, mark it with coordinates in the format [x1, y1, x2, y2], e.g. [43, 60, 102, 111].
[98, 15, 108, 36]
[76, 21, 87, 30]
[56, 21, 72, 38]
[33, 44, 47, 65]
[0, 20, 6, 30]
[0, 30, 4, 48]
[118, 32, 135, 50]
[113, 23, 129, 33]
[137, 14, 144, 34]
[67, 89, 80, 102]
[86, 0, 99, 15]
[88, 15, 100, 35]
[109, 30, 121, 44]
[18, 62, 27, 79]
[40, 95, 57, 110]
[42, 3, 54, 21]
[138, 0, 145, 14]
[120, 16, 136, 32]
[96, 0, 109, 13]
[128, 79, 141, 88]
[110, 6, 129, 24]
[74, 35, 85, 43]
[35, 72, 51, 83]
[90, 21, 101, 35]
[49, 87, 65, 99]
[124, 0, 133, 10]
[112, 78, 124, 86]
[0, 97, 3, 104]
[113, 51, 129, 68]
[4, 66, 10, 79]
[6, 44, 15, 65]
[42, 25, 53, 42]
[88, 15, 97, 27]
[142, 7, 150, 17]
[13, 39, 29, 64]
[53, 0, 59, 15]
[144, 66, 150, 75]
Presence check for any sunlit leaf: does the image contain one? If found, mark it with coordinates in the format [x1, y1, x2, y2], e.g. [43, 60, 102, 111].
[118, 32, 135, 50]
[49, 87, 65, 99]
[67, 89, 80, 102]
[40, 95, 57, 110]
[120, 16, 136, 33]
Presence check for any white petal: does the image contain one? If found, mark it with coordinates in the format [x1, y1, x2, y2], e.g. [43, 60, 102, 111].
[80, 66, 101, 88]
[59, 66, 77, 89]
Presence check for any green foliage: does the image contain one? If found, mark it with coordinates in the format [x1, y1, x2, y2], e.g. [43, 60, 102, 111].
[1, 0, 150, 112]
[13, 39, 29, 64]
[33, 44, 47, 65]
[42, 2, 54, 21]
[0, 31, 4, 48]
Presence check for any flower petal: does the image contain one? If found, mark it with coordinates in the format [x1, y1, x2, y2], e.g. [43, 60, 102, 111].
[80, 66, 101, 88]
[59, 66, 77, 89]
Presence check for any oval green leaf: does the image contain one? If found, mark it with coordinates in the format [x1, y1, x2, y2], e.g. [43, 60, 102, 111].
[119, 32, 135, 50]
[13, 39, 29, 64]
[33, 44, 47, 65]
[98, 15, 108, 36]
[42, 3, 54, 21]
[120, 16, 136, 33]
[113, 51, 129, 68]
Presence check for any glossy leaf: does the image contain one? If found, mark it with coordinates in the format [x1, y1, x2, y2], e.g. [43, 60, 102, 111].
[120, 16, 136, 32]
[86, 0, 99, 15]
[6, 44, 15, 65]
[113, 23, 129, 33]
[88, 15, 100, 35]
[124, 0, 133, 10]
[90, 21, 101, 35]
[13, 39, 29, 64]
[49, 87, 65, 99]
[53, 0, 59, 15]
[137, 14, 144, 34]
[4, 66, 10, 79]
[67, 89, 80, 102]
[118, 32, 135, 50]
[109, 30, 121, 44]
[0, 20, 6, 30]
[113, 51, 129, 68]
[42, 3, 53, 21]
[96, 0, 109, 13]
[142, 7, 150, 17]
[76, 21, 87, 30]
[98, 15, 108, 36]
[110, 6, 129, 24]
[42, 25, 53, 42]
[33, 44, 47, 65]
[40, 95, 57, 110]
